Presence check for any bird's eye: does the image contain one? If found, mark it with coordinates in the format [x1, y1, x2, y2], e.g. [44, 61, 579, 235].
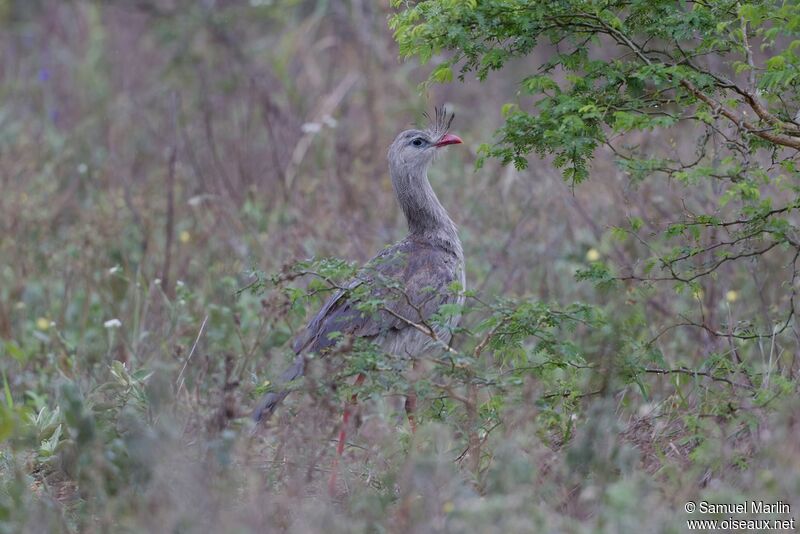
[412, 138, 424, 147]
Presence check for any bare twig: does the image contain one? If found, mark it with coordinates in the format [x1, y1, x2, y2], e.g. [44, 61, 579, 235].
[176, 314, 209, 395]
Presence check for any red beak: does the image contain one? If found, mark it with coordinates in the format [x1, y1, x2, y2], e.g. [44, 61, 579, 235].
[433, 133, 463, 148]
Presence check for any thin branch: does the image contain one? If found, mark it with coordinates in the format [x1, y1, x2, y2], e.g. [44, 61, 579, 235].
[643, 366, 753, 390]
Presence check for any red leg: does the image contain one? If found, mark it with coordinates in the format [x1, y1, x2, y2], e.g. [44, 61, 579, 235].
[404, 394, 417, 433]
[328, 373, 366, 495]
[405, 360, 420, 433]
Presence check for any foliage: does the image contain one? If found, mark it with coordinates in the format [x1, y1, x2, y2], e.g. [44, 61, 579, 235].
[391, 0, 800, 401]
[392, 0, 800, 322]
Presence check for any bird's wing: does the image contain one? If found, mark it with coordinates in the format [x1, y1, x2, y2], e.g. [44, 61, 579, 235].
[254, 239, 460, 422]
[293, 237, 460, 355]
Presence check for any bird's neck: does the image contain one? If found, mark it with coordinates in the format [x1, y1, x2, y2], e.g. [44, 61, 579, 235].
[391, 166, 462, 258]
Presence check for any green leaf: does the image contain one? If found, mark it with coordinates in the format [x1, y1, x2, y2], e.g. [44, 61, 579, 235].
[431, 63, 453, 83]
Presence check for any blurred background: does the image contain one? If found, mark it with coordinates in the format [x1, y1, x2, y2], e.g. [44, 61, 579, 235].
[1, 1, 798, 532]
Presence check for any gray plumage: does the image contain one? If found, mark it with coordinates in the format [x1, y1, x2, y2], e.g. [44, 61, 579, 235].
[253, 109, 465, 423]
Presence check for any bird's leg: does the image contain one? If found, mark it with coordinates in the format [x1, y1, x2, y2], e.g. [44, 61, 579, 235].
[405, 359, 419, 433]
[328, 372, 366, 495]
[404, 394, 417, 433]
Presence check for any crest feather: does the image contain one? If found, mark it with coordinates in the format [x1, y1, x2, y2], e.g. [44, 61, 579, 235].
[424, 106, 455, 139]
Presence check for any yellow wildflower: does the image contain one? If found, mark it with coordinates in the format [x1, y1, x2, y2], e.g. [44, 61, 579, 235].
[35, 317, 50, 331]
[585, 248, 600, 262]
[179, 230, 191, 244]
[726, 290, 739, 303]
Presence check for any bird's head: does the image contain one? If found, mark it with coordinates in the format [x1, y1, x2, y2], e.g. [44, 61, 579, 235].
[388, 107, 462, 175]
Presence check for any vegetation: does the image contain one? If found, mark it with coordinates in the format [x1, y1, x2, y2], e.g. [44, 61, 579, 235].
[0, 0, 798, 532]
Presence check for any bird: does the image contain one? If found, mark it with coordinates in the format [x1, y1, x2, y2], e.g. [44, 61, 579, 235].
[252, 108, 465, 488]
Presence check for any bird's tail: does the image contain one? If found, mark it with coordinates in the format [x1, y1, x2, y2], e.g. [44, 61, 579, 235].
[252, 354, 305, 423]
